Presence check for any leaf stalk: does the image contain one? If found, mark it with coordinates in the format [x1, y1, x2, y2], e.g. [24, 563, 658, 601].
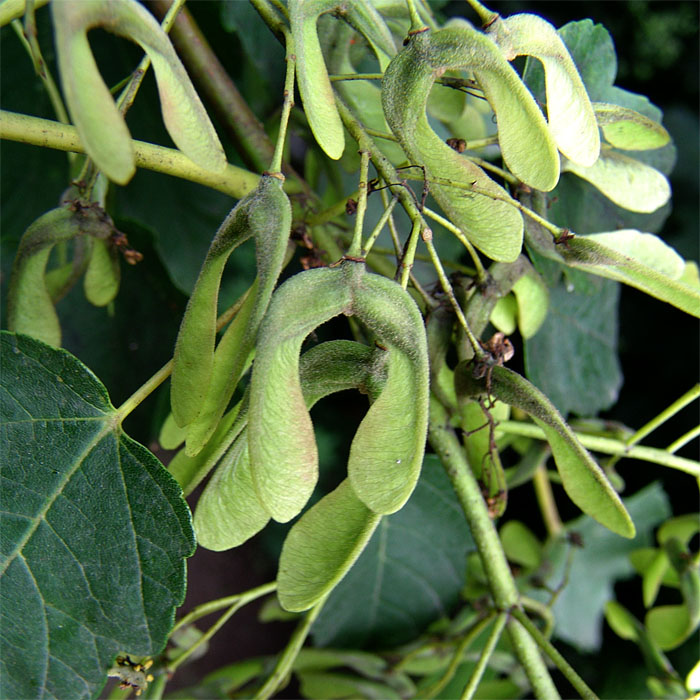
[460, 612, 508, 700]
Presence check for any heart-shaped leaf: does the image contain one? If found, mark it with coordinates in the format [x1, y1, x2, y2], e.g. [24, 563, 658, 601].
[523, 275, 622, 417]
[0, 332, 195, 700]
[538, 483, 668, 651]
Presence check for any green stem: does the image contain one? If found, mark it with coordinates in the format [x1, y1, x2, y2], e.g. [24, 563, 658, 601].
[405, 0, 427, 32]
[359, 243, 473, 274]
[249, 0, 288, 45]
[429, 398, 559, 699]
[510, 608, 598, 700]
[521, 596, 556, 639]
[667, 424, 700, 454]
[364, 126, 399, 142]
[422, 206, 486, 282]
[254, 597, 327, 699]
[116, 0, 186, 116]
[399, 220, 422, 289]
[269, 30, 296, 173]
[329, 72, 384, 82]
[335, 96, 426, 238]
[115, 361, 172, 424]
[363, 193, 397, 257]
[172, 582, 277, 635]
[335, 95, 430, 286]
[496, 420, 700, 477]
[12, 9, 69, 125]
[465, 135, 499, 150]
[348, 150, 371, 257]
[463, 0, 499, 27]
[378, 189, 436, 307]
[149, 0, 278, 175]
[0, 110, 264, 198]
[607, 383, 700, 468]
[465, 155, 519, 185]
[460, 612, 508, 700]
[0, 0, 50, 27]
[423, 237, 485, 359]
[533, 463, 563, 538]
[417, 612, 496, 698]
[307, 191, 358, 227]
[168, 602, 242, 673]
[115, 289, 253, 421]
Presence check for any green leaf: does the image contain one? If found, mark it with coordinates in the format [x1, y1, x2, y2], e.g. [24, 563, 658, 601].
[294, 647, 389, 678]
[500, 520, 542, 569]
[511, 269, 549, 339]
[538, 482, 670, 650]
[646, 605, 693, 651]
[524, 275, 622, 416]
[312, 456, 474, 648]
[484, 366, 634, 538]
[277, 479, 382, 612]
[658, 514, 700, 546]
[0, 332, 195, 700]
[297, 671, 402, 700]
[52, 0, 225, 184]
[604, 601, 639, 641]
[562, 149, 670, 213]
[488, 13, 600, 166]
[642, 550, 670, 608]
[594, 103, 671, 150]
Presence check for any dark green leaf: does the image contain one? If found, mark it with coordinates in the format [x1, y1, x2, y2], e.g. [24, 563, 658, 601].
[0, 332, 195, 699]
[524, 275, 622, 416]
[115, 171, 248, 301]
[219, 1, 285, 90]
[536, 482, 670, 651]
[311, 456, 474, 648]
